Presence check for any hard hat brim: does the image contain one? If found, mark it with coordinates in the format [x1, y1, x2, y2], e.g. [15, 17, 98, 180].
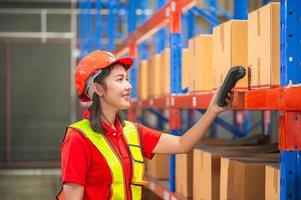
[110, 57, 134, 70]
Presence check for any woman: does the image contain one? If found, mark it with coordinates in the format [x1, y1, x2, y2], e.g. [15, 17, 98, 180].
[57, 50, 233, 200]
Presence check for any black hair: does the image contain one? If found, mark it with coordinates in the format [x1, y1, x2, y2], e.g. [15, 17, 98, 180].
[89, 63, 126, 133]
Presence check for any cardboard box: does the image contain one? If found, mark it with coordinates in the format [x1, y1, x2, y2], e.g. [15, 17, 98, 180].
[175, 138, 228, 198]
[189, 34, 213, 92]
[147, 56, 154, 98]
[193, 148, 243, 200]
[151, 55, 162, 98]
[182, 48, 191, 91]
[188, 38, 195, 92]
[248, 2, 280, 89]
[160, 48, 170, 96]
[176, 152, 193, 198]
[265, 164, 280, 200]
[153, 54, 161, 97]
[220, 157, 279, 200]
[137, 60, 148, 99]
[145, 154, 170, 179]
[193, 146, 278, 200]
[213, 20, 248, 90]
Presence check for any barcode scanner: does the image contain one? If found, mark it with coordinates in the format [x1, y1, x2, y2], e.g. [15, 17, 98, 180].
[217, 66, 246, 107]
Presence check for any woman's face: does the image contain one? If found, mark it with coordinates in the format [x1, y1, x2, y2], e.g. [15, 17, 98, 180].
[101, 64, 132, 110]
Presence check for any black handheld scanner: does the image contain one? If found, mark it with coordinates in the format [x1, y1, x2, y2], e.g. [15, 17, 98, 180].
[217, 66, 246, 107]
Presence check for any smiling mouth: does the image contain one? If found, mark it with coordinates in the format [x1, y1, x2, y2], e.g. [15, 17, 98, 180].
[122, 95, 130, 100]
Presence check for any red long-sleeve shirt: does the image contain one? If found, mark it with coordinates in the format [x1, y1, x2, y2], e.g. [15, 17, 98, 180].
[61, 117, 162, 200]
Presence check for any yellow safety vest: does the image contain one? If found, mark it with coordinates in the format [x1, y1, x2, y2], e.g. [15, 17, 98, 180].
[57, 119, 145, 200]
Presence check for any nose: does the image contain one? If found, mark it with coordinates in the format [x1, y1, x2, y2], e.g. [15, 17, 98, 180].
[125, 80, 132, 90]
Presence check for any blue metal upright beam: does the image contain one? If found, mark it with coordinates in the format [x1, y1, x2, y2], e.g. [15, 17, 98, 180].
[187, 10, 195, 39]
[108, 0, 117, 51]
[234, 0, 248, 19]
[128, 0, 138, 99]
[233, 0, 250, 135]
[138, 1, 149, 60]
[263, 0, 271, 5]
[128, 0, 136, 34]
[170, 33, 182, 94]
[155, 0, 167, 53]
[169, 32, 182, 192]
[95, 0, 102, 49]
[280, 0, 301, 86]
[280, 0, 301, 199]
[208, 0, 218, 33]
[280, 151, 301, 199]
[168, 2, 183, 191]
[139, 42, 148, 60]
[181, 13, 189, 48]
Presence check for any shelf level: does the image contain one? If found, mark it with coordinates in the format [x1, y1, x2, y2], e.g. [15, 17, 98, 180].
[144, 177, 189, 200]
[131, 86, 301, 111]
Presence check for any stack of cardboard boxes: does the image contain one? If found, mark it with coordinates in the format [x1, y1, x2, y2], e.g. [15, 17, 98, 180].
[189, 34, 213, 92]
[248, 3, 280, 89]
[175, 143, 279, 199]
[136, 2, 281, 199]
[220, 157, 279, 200]
[194, 145, 279, 200]
[137, 2, 280, 98]
[213, 20, 249, 90]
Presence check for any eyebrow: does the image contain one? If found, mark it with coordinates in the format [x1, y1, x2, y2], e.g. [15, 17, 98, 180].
[114, 74, 128, 78]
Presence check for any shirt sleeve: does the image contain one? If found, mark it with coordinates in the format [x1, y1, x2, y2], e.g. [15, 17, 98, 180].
[137, 124, 163, 159]
[61, 128, 90, 186]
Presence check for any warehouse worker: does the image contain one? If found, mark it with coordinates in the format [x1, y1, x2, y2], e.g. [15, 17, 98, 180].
[57, 50, 233, 200]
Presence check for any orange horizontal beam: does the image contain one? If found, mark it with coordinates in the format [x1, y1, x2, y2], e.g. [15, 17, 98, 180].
[131, 86, 301, 111]
[171, 93, 212, 109]
[245, 86, 301, 110]
[283, 86, 301, 110]
[244, 88, 282, 110]
[113, 0, 199, 56]
[131, 96, 169, 109]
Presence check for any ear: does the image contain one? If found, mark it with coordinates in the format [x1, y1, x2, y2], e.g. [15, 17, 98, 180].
[92, 82, 104, 96]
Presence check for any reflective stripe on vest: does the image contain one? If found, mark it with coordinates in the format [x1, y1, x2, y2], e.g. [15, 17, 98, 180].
[123, 121, 145, 200]
[70, 119, 145, 200]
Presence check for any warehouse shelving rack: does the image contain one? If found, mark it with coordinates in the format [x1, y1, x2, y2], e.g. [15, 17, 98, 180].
[78, 0, 301, 199]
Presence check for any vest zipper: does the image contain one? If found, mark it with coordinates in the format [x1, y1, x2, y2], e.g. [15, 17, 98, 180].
[103, 135, 129, 200]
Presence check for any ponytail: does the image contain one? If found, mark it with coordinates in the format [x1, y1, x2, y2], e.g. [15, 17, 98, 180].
[89, 93, 106, 133]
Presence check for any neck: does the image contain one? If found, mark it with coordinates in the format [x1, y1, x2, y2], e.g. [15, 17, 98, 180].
[99, 98, 118, 127]
[101, 112, 116, 127]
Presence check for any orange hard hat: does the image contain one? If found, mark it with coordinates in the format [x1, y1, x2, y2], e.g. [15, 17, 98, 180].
[75, 50, 133, 102]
